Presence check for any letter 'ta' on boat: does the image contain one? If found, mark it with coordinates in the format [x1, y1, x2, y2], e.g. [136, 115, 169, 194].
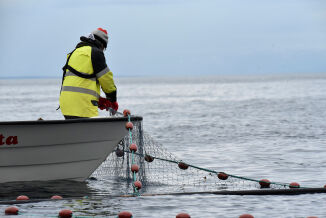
[0, 116, 142, 183]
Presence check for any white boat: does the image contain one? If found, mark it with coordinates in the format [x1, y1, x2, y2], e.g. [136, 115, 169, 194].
[0, 116, 142, 183]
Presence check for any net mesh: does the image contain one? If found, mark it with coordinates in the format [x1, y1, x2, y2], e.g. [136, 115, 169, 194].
[92, 120, 296, 195]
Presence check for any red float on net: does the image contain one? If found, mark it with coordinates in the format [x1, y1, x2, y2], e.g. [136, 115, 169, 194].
[125, 122, 133, 130]
[176, 213, 191, 218]
[259, 179, 271, 188]
[239, 214, 254, 218]
[217, 172, 229, 180]
[5, 206, 19, 215]
[129, 143, 138, 152]
[134, 181, 142, 190]
[118, 211, 133, 218]
[289, 182, 300, 188]
[123, 109, 131, 117]
[51, 195, 63, 200]
[178, 162, 189, 170]
[59, 209, 73, 218]
[16, 195, 29, 201]
[131, 164, 139, 173]
[144, 154, 154, 162]
[115, 149, 124, 157]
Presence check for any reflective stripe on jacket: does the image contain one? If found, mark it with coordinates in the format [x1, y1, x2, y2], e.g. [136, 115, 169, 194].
[59, 40, 116, 118]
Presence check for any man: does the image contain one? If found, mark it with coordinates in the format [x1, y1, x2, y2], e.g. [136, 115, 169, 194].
[59, 28, 118, 119]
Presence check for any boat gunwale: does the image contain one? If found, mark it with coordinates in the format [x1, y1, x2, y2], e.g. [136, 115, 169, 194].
[0, 116, 142, 125]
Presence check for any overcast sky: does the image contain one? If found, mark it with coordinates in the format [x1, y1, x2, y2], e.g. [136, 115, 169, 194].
[0, 0, 325, 78]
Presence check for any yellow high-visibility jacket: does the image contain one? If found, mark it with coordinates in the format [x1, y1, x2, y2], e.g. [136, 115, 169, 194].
[59, 37, 117, 118]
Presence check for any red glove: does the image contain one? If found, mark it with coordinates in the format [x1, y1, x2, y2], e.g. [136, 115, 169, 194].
[98, 97, 111, 111]
[111, 101, 119, 111]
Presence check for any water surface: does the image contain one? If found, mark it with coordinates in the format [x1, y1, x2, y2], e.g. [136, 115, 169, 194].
[0, 74, 326, 217]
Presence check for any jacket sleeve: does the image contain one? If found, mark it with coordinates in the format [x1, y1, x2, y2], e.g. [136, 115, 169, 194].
[92, 47, 117, 102]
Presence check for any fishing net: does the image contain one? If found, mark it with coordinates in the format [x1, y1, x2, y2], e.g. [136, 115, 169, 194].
[92, 118, 325, 196]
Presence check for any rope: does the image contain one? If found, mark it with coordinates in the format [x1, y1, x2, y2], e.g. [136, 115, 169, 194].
[127, 187, 326, 196]
[122, 150, 311, 189]
[127, 114, 140, 196]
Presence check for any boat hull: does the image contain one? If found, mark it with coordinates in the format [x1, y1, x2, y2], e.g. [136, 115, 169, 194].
[0, 117, 142, 183]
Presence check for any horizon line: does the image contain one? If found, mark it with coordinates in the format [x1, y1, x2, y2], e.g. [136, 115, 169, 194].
[0, 72, 326, 80]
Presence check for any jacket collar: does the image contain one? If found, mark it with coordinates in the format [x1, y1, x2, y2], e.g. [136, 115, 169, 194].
[77, 36, 103, 50]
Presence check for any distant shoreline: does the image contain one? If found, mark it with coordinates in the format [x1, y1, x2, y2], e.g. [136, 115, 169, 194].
[0, 72, 326, 80]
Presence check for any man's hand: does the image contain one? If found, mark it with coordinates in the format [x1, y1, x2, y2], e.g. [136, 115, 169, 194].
[111, 101, 119, 111]
[98, 97, 111, 111]
[98, 97, 118, 111]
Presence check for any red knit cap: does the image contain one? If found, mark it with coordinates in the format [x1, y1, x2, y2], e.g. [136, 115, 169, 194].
[97, 28, 107, 34]
[92, 27, 108, 48]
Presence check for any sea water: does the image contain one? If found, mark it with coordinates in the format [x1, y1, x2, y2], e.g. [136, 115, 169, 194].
[0, 74, 326, 217]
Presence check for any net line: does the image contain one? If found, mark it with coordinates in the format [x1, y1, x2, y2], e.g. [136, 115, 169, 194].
[92, 119, 323, 196]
